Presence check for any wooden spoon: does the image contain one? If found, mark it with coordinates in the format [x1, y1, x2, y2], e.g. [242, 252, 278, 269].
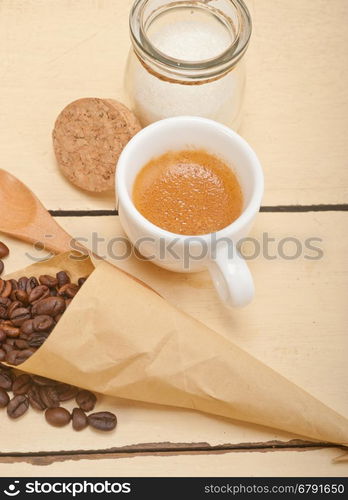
[0, 169, 72, 253]
[0, 169, 159, 294]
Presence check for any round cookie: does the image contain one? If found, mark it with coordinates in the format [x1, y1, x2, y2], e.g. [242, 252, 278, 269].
[53, 98, 141, 192]
[105, 99, 142, 136]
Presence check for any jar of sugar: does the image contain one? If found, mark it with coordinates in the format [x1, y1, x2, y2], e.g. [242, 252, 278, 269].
[125, 0, 252, 130]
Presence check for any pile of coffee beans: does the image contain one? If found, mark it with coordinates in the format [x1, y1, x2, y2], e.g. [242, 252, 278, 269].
[0, 364, 117, 431]
[0, 241, 87, 365]
[0, 242, 117, 432]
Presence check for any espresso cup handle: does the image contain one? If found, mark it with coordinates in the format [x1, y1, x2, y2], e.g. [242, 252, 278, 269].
[208, 241, 255, 308]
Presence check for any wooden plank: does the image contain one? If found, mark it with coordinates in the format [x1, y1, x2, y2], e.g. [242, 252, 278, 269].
[0, 212, 346, 453]
[0, 448, 346, 477]
[0, 0, 347, 209]
[0, 0, 132, 211]
[242, 0, 348, 206]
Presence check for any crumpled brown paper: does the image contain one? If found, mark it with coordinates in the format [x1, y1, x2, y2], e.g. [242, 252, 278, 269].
[5, 252, 348, 446]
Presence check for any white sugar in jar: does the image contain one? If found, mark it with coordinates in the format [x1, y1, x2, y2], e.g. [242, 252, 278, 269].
[125, 0, 252, 130]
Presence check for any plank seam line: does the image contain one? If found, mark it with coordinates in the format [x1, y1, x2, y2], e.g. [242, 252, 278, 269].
[260, 204, 348, 212]
[49, 210, 118, 217]
[0, 442, 337, 459]
[49, 205, 348, 217]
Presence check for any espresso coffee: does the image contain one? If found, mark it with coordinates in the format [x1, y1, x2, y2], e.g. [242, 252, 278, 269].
[133, 150, 243, 236]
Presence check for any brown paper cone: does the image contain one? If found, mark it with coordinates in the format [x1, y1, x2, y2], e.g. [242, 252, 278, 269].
[332, 452, 348, 464]
[6, 253, 348, 446]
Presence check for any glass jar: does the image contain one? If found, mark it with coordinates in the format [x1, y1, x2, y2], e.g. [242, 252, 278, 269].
[125, 0, 252, 130]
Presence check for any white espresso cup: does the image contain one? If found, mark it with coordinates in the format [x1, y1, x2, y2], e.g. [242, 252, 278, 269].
[116, 116, 264, 307]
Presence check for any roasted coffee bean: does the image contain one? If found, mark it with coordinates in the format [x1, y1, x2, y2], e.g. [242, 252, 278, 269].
[4, 281, 13, 298]
[0, 261, 4, 276]
[0, 297, 10, 307]
[27, 385, 46, 411]
[18, 277, 28, 291]
[28, 334, 47, 348]
[5, 349, 20, 365]
[33, 315, 55, 333]
[32, 375, 59, 387]
[78, 277, 87, 287]
[14, 339, 29, 350]
[45, 407, 71, 427]
[0, 329, 6, 342]
[76, 390, 97, 412]
[0, 388, 10, 407]
[7, 395, 29, 418]
[0, 366, 14, 378]
[0, 371, 13, 390]
[0, 349, 5, 361]
[28, 285, 50, 305]
[10, 279, 18, 290]
[0, 305, 7, 319]
[0, 362, 12, 371]
[58, 283, 79, 298]
[56, 271, 70, 288]
[39, 275, 59, 288]
[6, 338, 15, 346]
[6, 348, 35, 366]
[1, 324, 20, 338]
[11, 289, 29, 306]
[88, 412, 117, 431]
[10, 307, 31, 327]
[7, 300, 22, 318]
[56, 384, 79, 402]
[2, 344, 13, 354]
[39, 386, 60, 408]
[50, 288, 58, 296]
[26, 277, 39, 294]
[72, 407, 88, 431]
[20, 319, 35, 335]
[0, 280, 12, 298]
[32, 296, 66, 317]
[0, 242, 9, 259]
[12, 374, 32, 395]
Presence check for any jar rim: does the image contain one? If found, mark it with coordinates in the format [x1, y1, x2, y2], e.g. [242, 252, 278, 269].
[129, 0, 252, 80]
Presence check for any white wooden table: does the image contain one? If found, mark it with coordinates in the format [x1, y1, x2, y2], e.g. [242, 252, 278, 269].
[0, 0, 347, 477]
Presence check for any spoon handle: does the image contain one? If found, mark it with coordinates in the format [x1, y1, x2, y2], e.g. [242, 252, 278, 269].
[7, 220, 73, 255]
[0, 169, 160, 294]
[0, 168, 73, 254]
